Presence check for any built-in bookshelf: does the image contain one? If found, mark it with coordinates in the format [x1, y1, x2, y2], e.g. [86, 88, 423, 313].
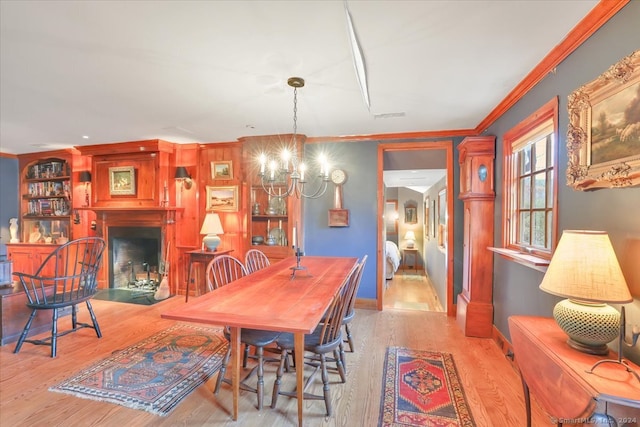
[20, 157, 72, 244]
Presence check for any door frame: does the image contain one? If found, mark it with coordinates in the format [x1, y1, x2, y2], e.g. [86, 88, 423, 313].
[377, 140, 455, 315]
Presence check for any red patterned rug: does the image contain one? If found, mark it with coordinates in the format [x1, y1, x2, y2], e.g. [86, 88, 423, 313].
[379, 347, 476, 427]
[49, 324, 227, 416]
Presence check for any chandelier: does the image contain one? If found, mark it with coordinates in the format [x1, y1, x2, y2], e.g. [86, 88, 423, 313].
[257, 77, 330, 199]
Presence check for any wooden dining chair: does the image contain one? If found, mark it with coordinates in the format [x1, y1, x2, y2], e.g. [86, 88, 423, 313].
[342, 254, 367, 354]
[244, 249, 270, 274]
[13, 237, 106, 357]
[270, 261, 360, 416]
[206, 254, 280, 410]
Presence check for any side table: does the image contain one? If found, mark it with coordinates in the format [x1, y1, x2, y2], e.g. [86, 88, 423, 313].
[185, 249, 233, 302]
[509, 316, 640, 427]
[403, 248, 419, 273]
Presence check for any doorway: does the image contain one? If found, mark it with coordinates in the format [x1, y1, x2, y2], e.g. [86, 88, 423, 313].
[377, 141, 455, 315]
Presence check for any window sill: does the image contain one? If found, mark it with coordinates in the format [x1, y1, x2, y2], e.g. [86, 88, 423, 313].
[488, 247, 549, 273]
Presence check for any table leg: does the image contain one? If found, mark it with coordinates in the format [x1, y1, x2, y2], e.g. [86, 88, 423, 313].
[520, 375, 531, 427]
[185, 259, 193, 302]
[294, 331, 304, 427]
[230, 326, 240, 420]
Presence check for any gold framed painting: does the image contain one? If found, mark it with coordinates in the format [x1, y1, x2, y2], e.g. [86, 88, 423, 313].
[211, 161, 233, 180]
[567, 50, 640, 190]
[109, 166, 136, 195]
[206, 185, 238, 211]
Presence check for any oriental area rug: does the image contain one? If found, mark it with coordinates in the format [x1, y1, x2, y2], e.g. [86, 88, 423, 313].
[49, 324, 227, 416]
[379, 347, 476, 427]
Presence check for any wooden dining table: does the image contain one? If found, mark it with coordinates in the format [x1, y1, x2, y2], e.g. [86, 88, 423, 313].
[161, 255, 358, 426]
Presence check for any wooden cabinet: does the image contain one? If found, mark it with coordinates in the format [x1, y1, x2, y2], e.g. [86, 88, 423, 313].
[456, 136, 495, 338]
[6, 244, 59, 278]
[240, 134, 304, 264]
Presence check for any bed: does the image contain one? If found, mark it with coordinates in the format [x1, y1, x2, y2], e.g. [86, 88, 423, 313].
[384, 240, 401, 280]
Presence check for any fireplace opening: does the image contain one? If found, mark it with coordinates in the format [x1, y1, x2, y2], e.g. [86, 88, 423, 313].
[108, 226, 162, 289]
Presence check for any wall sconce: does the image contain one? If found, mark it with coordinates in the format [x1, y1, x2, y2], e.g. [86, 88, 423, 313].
[79, 171, 91, 207]
[175, 166, 193, 190]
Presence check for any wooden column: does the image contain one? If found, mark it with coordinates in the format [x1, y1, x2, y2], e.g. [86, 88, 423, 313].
[456, 136, 495, 337]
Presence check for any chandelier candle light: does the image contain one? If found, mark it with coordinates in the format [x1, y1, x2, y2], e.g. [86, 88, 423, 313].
[257, 77, 331, 199]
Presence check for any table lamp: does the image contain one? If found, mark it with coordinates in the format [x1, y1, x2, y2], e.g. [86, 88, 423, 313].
[539, 230, 632, 355]
[200, 213, 224, 251]
[404, 230, 416, 248]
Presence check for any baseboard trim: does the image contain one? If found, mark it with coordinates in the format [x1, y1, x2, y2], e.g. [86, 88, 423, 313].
[492, 324, 517, 371]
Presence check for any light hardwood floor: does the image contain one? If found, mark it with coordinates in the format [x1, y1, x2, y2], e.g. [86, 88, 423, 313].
[383, 270, 443, 312]
[0, 293, 554, 426]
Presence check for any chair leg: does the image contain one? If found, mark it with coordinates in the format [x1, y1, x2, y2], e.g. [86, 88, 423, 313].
[71, 304, 78, 330]
[86, 300, 102, 337]
[243, 344, 251, 368]
[271, 348, 288, 409]
[334, 348, 346, 383]
[320, 353, 332, 416]
[214, 345, 232, 394]
[345, 323, 354, 352]
[50, 308, 59, 358]
[256, 346, 265, 410]
[339, 342, 346, 374]
[13, 309, 37, 354]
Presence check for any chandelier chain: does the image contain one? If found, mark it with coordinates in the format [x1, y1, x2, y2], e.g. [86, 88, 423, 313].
[292, 86, 298, 142]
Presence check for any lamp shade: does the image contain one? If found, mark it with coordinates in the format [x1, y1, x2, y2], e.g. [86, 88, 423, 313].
[200, 213, 224, 251]
[175, 166, 190, 179]
[539, 230, 632, 303]
[404, 230, 416, 248]
[79, 171, 92, 183]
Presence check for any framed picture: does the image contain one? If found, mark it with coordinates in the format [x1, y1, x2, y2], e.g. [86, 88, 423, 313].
[109, 166, 136, 195]
[206, 185, 238, 211]
[424, 198, 430, 239]
[211, 161, 233, 180]
[438, 189, 447, 249]
[328, 209, 349, 227]
[431, 199, 436, 238]
[567, 50, 640, 190]
[385, 200, 398, 234]
[404, 201, 417, 224]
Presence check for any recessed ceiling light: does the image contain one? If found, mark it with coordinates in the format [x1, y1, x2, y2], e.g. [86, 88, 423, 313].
[82, 135, 89, 139]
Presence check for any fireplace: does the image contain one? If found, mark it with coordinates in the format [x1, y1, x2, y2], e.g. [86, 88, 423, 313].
[108, 226, 162, 289]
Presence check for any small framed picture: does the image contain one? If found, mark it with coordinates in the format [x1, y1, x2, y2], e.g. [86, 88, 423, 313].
[206, 185, 238, 211]
[109, 166, 136, 195]
[328, 209, 349, 227]
[211, 161, 233, 180]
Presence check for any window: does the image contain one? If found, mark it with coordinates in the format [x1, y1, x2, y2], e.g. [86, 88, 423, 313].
[502, 97, 558, 260]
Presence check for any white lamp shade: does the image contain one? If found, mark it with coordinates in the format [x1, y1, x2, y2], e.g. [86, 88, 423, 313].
[200, 213, 224, 251]
[404, 230, 416, 248]
[200, 213, 224, 235]
[404, 230, 416, 241]
[539, 230, 632, 303]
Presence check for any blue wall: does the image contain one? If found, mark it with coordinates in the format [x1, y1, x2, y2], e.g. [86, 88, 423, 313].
[303, 141, 379, 299]
[303, 138, 465, 303]
[0, 156, 19, 258]
[487, 1, 640, 362]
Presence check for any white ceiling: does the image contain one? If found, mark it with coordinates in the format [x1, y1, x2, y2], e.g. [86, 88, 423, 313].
[0, 1, 598, 155]
[384, 169, 447, 194]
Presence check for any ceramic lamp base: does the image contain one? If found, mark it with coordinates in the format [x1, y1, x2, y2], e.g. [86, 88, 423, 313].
[553, 299, 620, 355]
[203, 234, 221, 251]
